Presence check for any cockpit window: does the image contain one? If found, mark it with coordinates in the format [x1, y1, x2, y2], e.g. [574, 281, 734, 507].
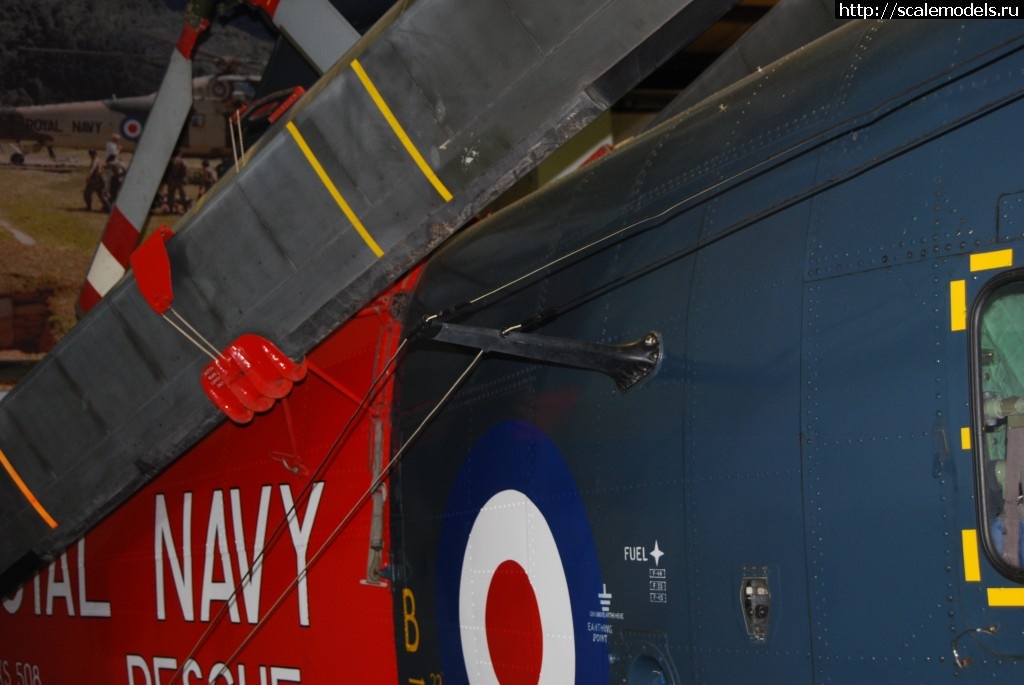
[974, 275, 1024, 578]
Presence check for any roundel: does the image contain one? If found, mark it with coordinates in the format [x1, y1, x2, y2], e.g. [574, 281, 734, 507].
[437, 420, 607, 684]
[119, 116, 143, 141]
[211, 80, 229, 98]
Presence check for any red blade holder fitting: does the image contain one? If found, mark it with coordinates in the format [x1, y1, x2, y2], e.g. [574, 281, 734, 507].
[130, 226, 175, 315]
[131, 227, 307, 425]
[201, 335, 308, 424]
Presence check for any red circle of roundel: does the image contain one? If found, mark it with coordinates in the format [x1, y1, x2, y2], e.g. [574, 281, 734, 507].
[437, 420, 608, 684]
[486, 560, 543, 685]
[120, 117, 143, 140]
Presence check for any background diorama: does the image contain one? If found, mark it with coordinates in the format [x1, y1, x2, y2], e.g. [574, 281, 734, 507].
[0, 0, 272, 387]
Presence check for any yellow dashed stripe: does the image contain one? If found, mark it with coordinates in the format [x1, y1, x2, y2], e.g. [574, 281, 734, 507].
[949, 252, 1019, 596]
[962, 529, 981, 582]
[971, 249, 1013, 272]
[988, 587, 1024, 606]
[0, 448, 57, 529]
[950, 280, 967, 332]
[351, 59, 453, 202]
[286, 121, 384, 258]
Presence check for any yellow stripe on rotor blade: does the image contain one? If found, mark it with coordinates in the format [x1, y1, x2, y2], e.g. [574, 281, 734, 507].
[0, 447, 57, 529]
[286, 121, 384, 258]
[351, 59, 453, 202]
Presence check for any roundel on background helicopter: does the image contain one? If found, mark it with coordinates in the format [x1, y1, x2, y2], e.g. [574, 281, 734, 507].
[120, 116, 144, 141]
[211, 79, 230, 99]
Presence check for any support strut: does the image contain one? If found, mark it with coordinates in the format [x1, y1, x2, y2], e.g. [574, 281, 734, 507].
[422, 322, 662, 392]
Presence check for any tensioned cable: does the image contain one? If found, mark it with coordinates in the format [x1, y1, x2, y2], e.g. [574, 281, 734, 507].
[168, 336, 409, 685]
[162, 307, 223, 362]
[169, 100, 948, 677]
[207, 350, 484, 681]
[425, 36, 1024, 324]
[417, 128, 828, 327]
[172, 157, 726, 679]
[167, 34, 1024, 677]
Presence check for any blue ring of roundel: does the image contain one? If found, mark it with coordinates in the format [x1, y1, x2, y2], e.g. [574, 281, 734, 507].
[436, 419, 608, 683]
[119, 116, 143, 141]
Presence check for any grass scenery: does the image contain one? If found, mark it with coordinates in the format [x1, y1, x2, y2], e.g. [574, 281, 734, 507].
[0, 151, 105, 340]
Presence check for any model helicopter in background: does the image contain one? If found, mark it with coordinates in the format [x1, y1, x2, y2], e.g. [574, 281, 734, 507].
[0, 48, 264, 164]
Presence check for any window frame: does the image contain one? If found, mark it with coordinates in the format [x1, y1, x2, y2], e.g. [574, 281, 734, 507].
[970, 267, 1024, 583]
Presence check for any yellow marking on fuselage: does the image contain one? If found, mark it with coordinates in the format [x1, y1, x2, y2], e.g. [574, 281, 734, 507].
[286, 121, 384, 258]
[351, 59, 453, 202]
[962, 529, 981, 582]
[954, 250, 1024, 602]
[0, 448, 57, 529]
[950, 279, 967, 331]
[988, 587, 1024, 606]
[971, 249, 1014, 272]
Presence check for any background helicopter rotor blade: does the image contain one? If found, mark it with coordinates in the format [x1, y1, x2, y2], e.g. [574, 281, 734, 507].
[247, 0, 359, 74]
[77, 0, 217, 314]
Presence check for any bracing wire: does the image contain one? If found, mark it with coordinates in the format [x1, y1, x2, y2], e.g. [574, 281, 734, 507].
[171, 156, 713, 679]
[422, 130, 805, 326]
[161, 307, 223, 362]
[425, 40, 1024, 324]
[205, 350, 484, 681]
[164, 72, 876, 678]
[164, 109, 795, 680]
[168, 338, 410, 685]
[163, 36, 1024, 678]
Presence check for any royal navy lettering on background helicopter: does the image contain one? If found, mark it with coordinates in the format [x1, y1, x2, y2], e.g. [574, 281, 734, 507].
[2, 72, 260, 163]
[2, 17, 269, 166]
[16, 119, 105, 135]
[71, 120, 103, 135]
[21, 119, 61, 134]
